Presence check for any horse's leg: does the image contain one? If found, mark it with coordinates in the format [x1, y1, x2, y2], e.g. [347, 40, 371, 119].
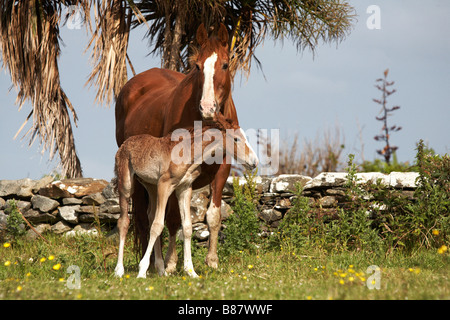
[176, 186, 198, 278]
[114, 166, 133, 278]
[164, 194, 181, 274]
[146, 185, 166, 276]
[205, 163, 231, 269]
[137, 179, 174, 278]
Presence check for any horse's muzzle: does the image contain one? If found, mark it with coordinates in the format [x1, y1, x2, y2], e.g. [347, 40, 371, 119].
[199, 101, 218, 120]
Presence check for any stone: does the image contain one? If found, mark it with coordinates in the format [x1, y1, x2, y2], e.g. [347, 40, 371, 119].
[26, 223, 51, 240]
[192, 223, 209, 241]
[59, 205, 80, 224]
[78, 212, 119, 223]
[274, 198, 291, 209]
[0, 211, 7, 231]
[220, 200, 233, 220]
[317, 196, 337, 208]
[270, 174, 312, 193]
[389, 172, 419, 189]
[62, 197, 83, 205]
[305, 172, 348, 189]
[31, 176, 54, 193]
[3, 199, 31, 213]
[23, 209, 59, 224]
[99, 203, 121, 214]
[31, 195, 59, 213]
[355, 172, 389, 186]
[190, 188, 210, 224]
[0, 178, 35, 198]
[51, 221, 72, 234]
[259, 208, 283, 223]
[325, 188, 346, 197]
[82, 192, 106, 205]
[225, 175, 272, 195]
[39, 178, 109, 199]
[64, 224, 99, 237]
[102, 182, 118, 199]
[0, 197, 6, 210]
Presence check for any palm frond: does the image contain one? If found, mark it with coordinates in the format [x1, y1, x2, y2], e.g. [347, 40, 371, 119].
[86, 0, 134, 106]
[0, 0, 86, 177]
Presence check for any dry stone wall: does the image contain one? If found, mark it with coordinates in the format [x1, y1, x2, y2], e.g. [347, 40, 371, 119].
[0, 172, 419, 241]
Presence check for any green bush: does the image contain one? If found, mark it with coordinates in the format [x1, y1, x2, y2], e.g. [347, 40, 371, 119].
[220, 170, 262, 257]
[5, 200, 26, 239]
[271, 145, 449, 255]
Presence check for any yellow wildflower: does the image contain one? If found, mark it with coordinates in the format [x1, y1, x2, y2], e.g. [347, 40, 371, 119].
[16, 286, 22, 292]
[3, 242, 11, 248]
[59, 278, 65, 282]
[48, 255, 55, 261]
[147, 286, 154, 291]
[40, 257, 46, 263]
[306, 296, 312, 300]
[432, 229, 439, 236]
[438, 245, 448, 254]
[248, 265, 253, 269]
[4, 260, 11, 267]
[125, 274, 130, 279]
[339, 279, 345, 285]
[26, 272, 31, 277]
[348, 276, 355, 282]
[52, 263, 61, 271]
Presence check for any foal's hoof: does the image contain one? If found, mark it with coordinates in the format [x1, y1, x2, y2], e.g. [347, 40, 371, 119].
[137, 272, 147, 279]
[114, 265, 124, 278]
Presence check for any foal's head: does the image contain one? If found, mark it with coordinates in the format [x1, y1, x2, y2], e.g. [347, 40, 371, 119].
[192, 23, 231, 120]
[209, 113, 259, 171]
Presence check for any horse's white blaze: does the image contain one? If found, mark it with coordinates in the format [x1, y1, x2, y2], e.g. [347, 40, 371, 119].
[200, 52, 218, 114]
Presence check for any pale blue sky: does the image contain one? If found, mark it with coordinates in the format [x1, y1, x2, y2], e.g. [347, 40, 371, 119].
[1, 0, 449, 180]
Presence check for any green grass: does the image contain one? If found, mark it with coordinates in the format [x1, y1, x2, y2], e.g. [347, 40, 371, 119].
[1, 233, 449, 300]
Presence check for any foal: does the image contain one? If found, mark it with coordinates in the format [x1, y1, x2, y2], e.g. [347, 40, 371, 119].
[114, 114, 258, 278]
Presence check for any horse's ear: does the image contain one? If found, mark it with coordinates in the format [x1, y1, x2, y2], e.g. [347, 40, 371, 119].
[218, 23, 228, 47]
[196, 23, 208, 46]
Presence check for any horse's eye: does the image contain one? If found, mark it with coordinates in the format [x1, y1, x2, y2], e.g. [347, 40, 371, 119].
[234, 137, 239, 142]
[196, 63, 201, 71]
[222, 63, 229, 70]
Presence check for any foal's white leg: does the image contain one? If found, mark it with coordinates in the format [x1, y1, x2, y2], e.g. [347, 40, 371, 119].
[137, 181, 173, 279]
[146, 187, 166, 277]
[114, 167, 132, 278]
[177, 186, 198, 278]
[114, 195, 129, 277]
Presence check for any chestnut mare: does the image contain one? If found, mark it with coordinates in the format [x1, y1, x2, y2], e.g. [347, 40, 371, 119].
[115, 23, 238, 272]
[114, 113, 258, 278]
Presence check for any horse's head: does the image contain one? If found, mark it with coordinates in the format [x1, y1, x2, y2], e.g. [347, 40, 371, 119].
[194, 23, 231, 120]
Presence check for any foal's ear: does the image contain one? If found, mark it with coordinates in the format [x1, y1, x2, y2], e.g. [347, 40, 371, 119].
[196, 23, 208, 46]
[218, 23, 229, 47]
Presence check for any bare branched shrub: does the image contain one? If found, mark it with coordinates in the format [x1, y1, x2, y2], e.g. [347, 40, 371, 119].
[256, 125, 345, 177]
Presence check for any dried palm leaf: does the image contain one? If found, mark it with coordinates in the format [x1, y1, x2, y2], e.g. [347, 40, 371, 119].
[0, 0, 90, 178]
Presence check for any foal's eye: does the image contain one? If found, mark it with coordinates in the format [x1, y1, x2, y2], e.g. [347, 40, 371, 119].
[222, 63, 229, 70]
[234, 137, 239, 143]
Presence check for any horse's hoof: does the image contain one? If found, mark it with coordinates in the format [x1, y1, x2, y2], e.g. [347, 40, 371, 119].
[205, 256, 218, 269]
